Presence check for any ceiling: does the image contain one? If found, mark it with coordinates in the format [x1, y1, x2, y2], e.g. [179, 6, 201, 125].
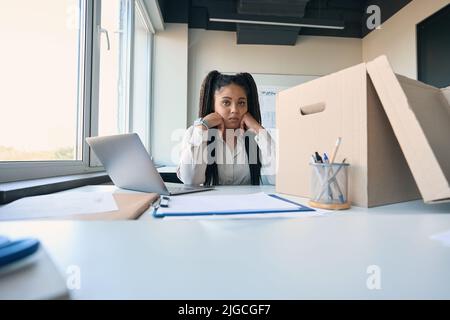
[157, 0, 412, 45]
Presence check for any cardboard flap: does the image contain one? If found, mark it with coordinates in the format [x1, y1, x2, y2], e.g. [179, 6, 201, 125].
[367, 56, 450, 203]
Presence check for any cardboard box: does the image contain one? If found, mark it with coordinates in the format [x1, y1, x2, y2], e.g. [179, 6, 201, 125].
[275, 55, 450, 207]
[367, 56, 450, 204]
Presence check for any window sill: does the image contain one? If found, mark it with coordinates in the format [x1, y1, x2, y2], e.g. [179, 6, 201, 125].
[0, 167, 181, 205]
[0, 172, 111, 205]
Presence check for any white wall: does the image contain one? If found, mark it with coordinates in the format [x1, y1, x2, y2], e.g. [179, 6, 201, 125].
[152, 23, 188, 165]
[188, 29, 363, 125]
[362, 0, 449, 79]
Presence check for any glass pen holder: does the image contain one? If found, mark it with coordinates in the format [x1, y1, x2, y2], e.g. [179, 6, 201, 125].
[309, 162, 351, 210]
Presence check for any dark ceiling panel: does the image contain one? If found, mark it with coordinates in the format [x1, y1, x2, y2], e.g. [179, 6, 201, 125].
[236, 0, 310, 45]
[300, 0, 363, 38]
[189, 6, 208, 29]
[159, 0, 190, 23]
[237, 0, 310, 17]
[158, 0, 413, 42]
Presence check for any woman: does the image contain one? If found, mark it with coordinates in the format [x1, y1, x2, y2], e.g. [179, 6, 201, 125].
[177, 71, 276, 186]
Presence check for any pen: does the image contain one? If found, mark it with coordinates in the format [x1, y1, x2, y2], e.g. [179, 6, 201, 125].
[315, 152, 323, 163]
[328, 157, 346, 203]
[311, 155, 325, 186]
[316, 158, 347, 201]
[322, 152, 333, 200]
[329, 139, 345, 203]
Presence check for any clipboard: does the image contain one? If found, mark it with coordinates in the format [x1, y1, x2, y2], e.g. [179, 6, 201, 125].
[152, 193, 314, 218]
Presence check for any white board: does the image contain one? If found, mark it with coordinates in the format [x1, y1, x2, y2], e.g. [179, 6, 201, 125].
[253, 74, 318, 129]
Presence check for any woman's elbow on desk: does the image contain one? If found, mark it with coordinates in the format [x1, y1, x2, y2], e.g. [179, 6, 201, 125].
[176, 165, 206, 186]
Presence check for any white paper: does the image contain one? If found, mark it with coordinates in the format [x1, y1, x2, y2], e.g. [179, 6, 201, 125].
[430, 230, 450, 247]
[156, 192, 316, 218]
[0, 192, 118, 221]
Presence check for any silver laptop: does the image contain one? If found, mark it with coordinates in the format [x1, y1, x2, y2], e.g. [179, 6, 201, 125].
[86, 133, 213, 195]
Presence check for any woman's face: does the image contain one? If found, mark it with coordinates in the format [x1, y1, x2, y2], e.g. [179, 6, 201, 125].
[213, 83, 248, 129]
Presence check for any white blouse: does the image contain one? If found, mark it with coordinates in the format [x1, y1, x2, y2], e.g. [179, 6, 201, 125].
[177, 126, 276, 186]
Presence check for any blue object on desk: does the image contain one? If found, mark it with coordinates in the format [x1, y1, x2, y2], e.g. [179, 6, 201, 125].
[0, 236, 9, 247]
[0, 236, 40, 269]
[153, 194, 315, 218]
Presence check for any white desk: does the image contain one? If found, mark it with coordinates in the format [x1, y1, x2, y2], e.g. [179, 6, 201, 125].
[1, 184, 450, 299]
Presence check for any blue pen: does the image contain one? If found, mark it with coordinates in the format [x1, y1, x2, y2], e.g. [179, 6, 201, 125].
[322, 153, 333, 201]
[316, 159, 347, 202]
[328, 155, 346, 203]
[325, 153, 345, 203]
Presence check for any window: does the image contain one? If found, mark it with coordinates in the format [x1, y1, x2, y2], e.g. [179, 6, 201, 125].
[97, 0, 131, 137]
[0, 0, 84, 161]
[0, 0, 155, 182]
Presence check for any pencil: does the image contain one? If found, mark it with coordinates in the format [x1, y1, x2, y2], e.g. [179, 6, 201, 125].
[330, 137, 342, 164]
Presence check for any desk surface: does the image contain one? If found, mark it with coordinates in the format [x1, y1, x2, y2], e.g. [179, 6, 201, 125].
[1, 184, 450, 299]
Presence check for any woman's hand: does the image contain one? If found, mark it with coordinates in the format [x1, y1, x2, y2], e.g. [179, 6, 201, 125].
[196, 112, 225, 135]
[203, 112, 225, 131]
[240, 113, 263, 134]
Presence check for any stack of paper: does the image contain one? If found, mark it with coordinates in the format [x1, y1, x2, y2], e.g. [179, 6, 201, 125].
[0, 192, 118, 221]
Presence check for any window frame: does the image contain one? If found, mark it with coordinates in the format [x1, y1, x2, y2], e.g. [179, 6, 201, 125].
[88, 0, 134, 167]
[130, 0, 154, 151]
[0, 0, 155, 183]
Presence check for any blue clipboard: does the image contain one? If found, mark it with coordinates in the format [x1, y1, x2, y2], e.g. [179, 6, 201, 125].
[152, 194, 314, 218]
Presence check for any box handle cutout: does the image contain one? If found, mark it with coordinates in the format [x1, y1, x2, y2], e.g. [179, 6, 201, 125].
[299, 103, 326, 116]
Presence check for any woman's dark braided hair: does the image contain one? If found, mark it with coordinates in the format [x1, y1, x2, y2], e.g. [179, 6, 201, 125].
[198, 71, 262, 186]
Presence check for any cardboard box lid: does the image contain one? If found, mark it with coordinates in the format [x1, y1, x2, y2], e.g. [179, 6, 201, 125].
[367, 56, 450, 203]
